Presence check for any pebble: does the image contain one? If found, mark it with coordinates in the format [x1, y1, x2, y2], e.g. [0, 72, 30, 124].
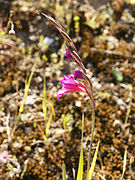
[24, 95, 38, 105]
[113, 119, 122, 127]
[43, 37, 54, 45]
[75, 101, 81, 107]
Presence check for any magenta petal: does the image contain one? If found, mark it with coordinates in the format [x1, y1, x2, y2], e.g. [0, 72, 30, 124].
[56, 88, 67, 100]
[65, 49, 75, 61]
[57, 75, 87, 100]
[73, 71, 84, 79]
[57, 94, 63, 100]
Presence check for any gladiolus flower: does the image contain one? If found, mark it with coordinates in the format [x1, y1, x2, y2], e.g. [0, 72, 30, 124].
[65, 48, 86, 74]
[57, 75, 87, 100]
[73, 71, 84, 79]
[73, 70, 93, 91]
[65, 48, 75, 61]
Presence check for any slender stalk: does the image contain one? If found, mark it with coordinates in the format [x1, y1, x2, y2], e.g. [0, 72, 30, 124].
[77, 113, 84, 180]
[87, 100, 95, 178]
[124, 85, 132, 124]
[87, 141, 100, 180]
[90, 100, 95, 141]
[5, 11, 14, 34]
[42, 74, 47, 121]
[17, 59, 37, 124]
[120, 148, 127, 180]
[62, 163, 66, 180]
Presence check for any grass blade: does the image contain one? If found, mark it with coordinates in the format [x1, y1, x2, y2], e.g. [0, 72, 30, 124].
[45, 102, 55, 137]
[125, 84, 132, 124]
[42, 74, 47, 121]
[62, 163, 66, 180]
[17, 60, 37, 123]
[77, 113, 84, 180]
[87, 141, 100, 180]
[45, 111, 52, 137]
[77, 145, 83, 180]
[120, 148, 127, 180]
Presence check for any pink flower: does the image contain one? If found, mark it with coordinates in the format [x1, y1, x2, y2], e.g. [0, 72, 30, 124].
[57, 75, 87, 100]
[65, 49, 75, 61]
[65, 48, 86, 74]
[73, 71, 84, 79]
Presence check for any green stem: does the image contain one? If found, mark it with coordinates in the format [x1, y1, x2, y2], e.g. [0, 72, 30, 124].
[124, 85, 132, 124]
[87, 100, 95, 178]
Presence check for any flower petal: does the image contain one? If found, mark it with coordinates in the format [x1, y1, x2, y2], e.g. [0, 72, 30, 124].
[57, 74, 87, 100]
[73, 71, 84, 79]
[65, 49, 75, 61]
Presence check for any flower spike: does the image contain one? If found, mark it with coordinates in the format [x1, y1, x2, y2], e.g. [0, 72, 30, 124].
[41, 13, 66, 33]
[65, 46, 86, 74]
[41, 13, 86, 74]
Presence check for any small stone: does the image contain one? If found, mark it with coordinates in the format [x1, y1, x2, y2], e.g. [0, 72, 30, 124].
[75, 101, 81, 107]
[13, 141, 23, 149]
[24, 146, 31, 152]
[113, 119, 121, 127]
[24, 95, 37, 105]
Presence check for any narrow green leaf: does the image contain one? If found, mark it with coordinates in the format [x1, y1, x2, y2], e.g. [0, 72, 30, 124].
[87, 141, 100, 180]
[45, 102, 55, 137]
[77, 144, 83, 180]
[125, 84, 132, 124]
[42, 75, 47, 121]
[62, 163, 66, 180]
[45, 114, 51, 137]
[77, 114, 84, 180]
[17, 61, 37, 123]
[81, 113, 84, 140]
